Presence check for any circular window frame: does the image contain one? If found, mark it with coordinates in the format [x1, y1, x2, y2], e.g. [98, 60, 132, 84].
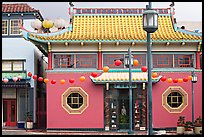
[62, 87, 88, 114]
[162, 86, 188, 113]
[66, 92, 84, 110]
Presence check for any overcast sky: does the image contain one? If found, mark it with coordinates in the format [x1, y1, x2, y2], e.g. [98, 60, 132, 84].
[3, 2, 202, 22]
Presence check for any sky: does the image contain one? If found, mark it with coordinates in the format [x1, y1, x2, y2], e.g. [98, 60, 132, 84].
[3, 2, 202, 22]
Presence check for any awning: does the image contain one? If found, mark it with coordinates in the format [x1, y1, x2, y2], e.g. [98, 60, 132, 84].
[90, 72, 161, 84]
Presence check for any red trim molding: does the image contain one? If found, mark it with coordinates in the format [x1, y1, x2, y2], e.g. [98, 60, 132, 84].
[196, 52, 201, 69]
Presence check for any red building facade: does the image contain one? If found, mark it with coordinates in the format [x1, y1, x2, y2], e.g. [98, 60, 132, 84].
[21, 4, 202, 131]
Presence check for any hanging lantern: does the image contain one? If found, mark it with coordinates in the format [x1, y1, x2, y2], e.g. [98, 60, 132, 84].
[38, 77, 43, 82]
[3, 78, 9, 83]
[114, 60, 122, 66]
[13, 77, 18, 82]
[173, 79, 178, 83]
[133, 59, 139, 66]
[69, 79, 75, 83]
[17, 75, 22, 81]
[44, 78, 49, 84]
[91, 72, 98, 78]
[178, 78, 183, 83]
[152, 72, 158, 78]
[51, 80, 56, 84]
[31, 19, 42, 30]
[188, 75, 192, 80]
[183, 77, 188, 82]
[60, 79, 66, 84]
[141, 66, 148, 72]
[28, 72, 32, 77]
[160, 76, 166, 82]
[167, 78, 173, 83]
[42, 19, 54, 29]
[32, 75, 37, 80]
[54, 18, 66, 29]
[103, 66, 109, 72]
[79, 76, 86, 82]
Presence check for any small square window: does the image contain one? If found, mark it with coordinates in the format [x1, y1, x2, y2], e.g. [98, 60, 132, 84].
[2, 61, 12, 71]
[2, 20, 8, 35]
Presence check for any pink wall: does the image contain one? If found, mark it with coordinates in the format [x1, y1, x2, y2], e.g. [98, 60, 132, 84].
[152, 72, 202, 128]
[46, 72, 104, 129]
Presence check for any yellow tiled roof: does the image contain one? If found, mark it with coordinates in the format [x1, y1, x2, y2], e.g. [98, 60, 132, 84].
[90, 72, 160, 83]
[28, 15, 202, 42]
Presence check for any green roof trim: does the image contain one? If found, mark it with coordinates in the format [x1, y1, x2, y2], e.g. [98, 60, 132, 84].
[73, 14, 171, 16]
[27, 35, 202, 43]
[177, 28, 202, 36]
[89, 75, 161, 84]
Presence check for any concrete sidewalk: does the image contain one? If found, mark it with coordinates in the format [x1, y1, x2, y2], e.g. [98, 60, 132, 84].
[2, 127, 177, 135]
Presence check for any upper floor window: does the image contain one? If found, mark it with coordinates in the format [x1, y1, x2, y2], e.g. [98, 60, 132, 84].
[53, 53, 97, 69]
[2, 20, 8, 35]
[2, 60, 24, 72]
[174, 54, 194, 68]
[103, 54, 124, 68]
[10, 19, 22, 35]
[153, 54, 173, 68]
[153, 53, 194, 68]
[54, 54, 74, 68]
[76, 54, 97, 68]
[133, 54, 146, 68]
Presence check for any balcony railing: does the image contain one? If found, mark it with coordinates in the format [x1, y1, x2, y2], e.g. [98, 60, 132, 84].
[73, 8, 170, 15]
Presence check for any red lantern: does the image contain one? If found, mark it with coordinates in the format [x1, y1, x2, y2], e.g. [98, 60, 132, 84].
[28, 72, 32, 77]
[60, 79, 66, 84]
[173, 79, 178, 83]
[79, 76, 85, 82]
[18, 75, 22, 81]
[44, 78, 49, 84]
[160, 76, 166, 82]
[114, 60, 122, 66]
[91, 72, 98, 78]
[3, 78, 9, 83]
[69, 79, 75, 83]
[32, 75, 37, 80]
[13, 77, 18, 82]
[141, 66, 147, 72]
[51, 80, 56, 84]
[183, 77, 188, 82]
[38, 77, 43, 82]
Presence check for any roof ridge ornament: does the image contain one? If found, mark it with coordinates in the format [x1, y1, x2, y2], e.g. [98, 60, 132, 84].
[69, 2, 74, 7]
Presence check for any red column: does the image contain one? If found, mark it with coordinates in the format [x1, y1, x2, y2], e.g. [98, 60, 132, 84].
[98, 51, 102, 70]
[196, 52, 201, 69]
[48, 52, 52, 70]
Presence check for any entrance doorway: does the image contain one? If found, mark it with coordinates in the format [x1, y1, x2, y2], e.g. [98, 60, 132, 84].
[104, 85, 147, 131]
[3, 99, 17, 126]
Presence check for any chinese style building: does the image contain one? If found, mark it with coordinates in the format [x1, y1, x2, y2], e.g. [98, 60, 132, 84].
[21, 3, 202, 131]
[2, 3, 46, 128]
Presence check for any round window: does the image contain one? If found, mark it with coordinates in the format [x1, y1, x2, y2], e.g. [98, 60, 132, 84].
[167, 92, 183, 108]
[67, 93, 83, 109]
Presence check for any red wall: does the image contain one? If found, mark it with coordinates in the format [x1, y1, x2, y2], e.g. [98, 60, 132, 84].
[46, 71, 202, 129]
[46, 72, 104, 129]
[152, 72, 202, 128]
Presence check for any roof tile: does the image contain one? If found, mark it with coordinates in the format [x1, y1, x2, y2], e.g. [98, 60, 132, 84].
[28, 15, 201, 42]
[2, 3, 39, 13]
